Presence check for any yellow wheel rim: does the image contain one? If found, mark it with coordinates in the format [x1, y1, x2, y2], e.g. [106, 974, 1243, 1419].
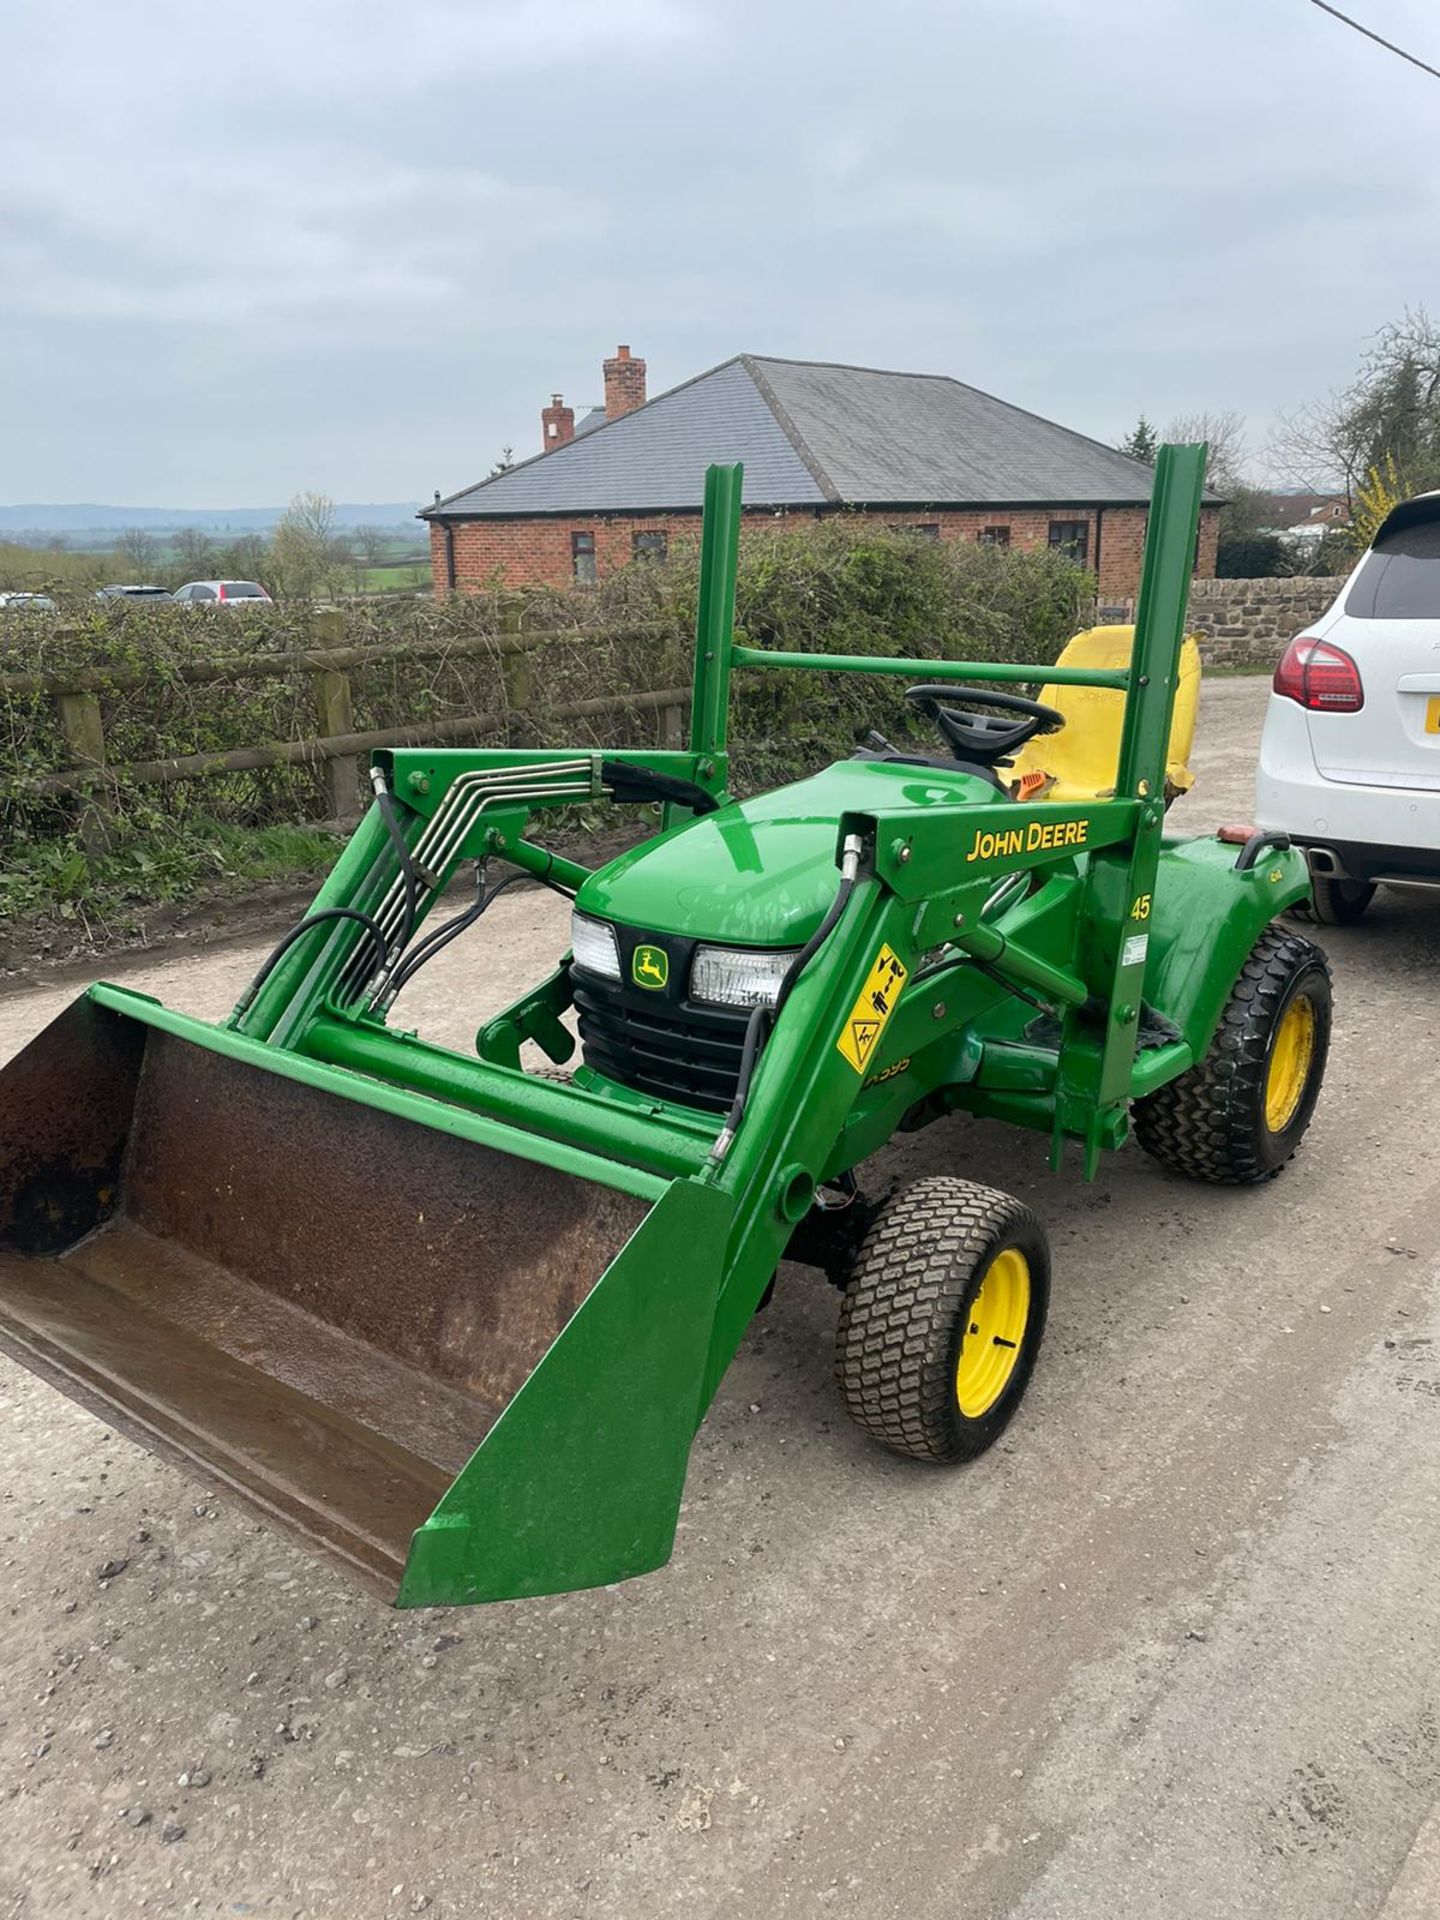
[1265, 994, 1317, 1134]
[955, 1247, 1031, 1419]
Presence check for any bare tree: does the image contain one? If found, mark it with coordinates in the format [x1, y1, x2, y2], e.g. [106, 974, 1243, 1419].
[117, 527, 158, 576]
[172, 527, 214, 578]
[1162, 410, 1249, 494]
[290, 491, 337, 545]
[354, 524, 387, 567]
[270, 492, 344, 599]
[1271, 310, 1440, 504]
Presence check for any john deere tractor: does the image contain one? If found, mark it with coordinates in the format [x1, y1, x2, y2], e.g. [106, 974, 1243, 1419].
[0, 446, 1330, 1607]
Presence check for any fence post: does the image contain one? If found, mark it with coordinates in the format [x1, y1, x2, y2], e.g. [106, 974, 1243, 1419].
[309, 608, 361, 824]
[499, 598, 532, 728]
[658, 699, 684, 749]
[54, 687, 110, 853]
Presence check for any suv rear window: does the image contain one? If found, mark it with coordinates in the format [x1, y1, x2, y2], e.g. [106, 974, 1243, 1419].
[223, 582, 266, 598]
[1346, 516, 1440, 619]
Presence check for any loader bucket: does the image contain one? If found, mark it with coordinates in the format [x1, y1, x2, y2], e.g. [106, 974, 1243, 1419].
[0, 988, 731, 1606]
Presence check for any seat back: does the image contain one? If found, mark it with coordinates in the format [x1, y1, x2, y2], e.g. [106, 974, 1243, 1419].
[1007, 624, 1201, 802]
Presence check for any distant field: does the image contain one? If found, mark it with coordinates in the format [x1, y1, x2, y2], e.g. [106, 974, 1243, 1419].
[357, 561, 432, 593]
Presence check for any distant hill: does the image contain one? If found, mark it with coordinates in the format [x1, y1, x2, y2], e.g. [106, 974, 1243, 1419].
[0, 503, 423, 535]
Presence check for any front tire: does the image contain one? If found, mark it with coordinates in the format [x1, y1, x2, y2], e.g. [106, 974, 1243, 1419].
[1133, 927, 1331, 1185]
[835, 1177, 1050, 1463]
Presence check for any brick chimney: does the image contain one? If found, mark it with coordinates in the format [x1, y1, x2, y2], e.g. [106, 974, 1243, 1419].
[541, 394, 575, 452]
[602, 345, 647, 420]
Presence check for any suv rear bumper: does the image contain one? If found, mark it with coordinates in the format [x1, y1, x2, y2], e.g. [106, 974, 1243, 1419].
[1257, 694, 1440, 883]
[1302, 839, 1440, 886]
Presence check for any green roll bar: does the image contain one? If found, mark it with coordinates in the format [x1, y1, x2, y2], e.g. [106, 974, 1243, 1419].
[690, 445, 1207, 826]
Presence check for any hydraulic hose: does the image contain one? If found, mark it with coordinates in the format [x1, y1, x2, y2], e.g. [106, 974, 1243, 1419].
[371, 768, 420, 958]
[385, 867, 528, 1003]
[233, 907, 389, 1019]
[236, 770, 421, 1022]
[710, 831, 864, 1162]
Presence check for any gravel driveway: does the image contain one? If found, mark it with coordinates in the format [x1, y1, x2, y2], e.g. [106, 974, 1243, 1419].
[3, 676, 1440, 1920]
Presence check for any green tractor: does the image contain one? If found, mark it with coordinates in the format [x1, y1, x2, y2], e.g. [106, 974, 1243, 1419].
[0, 446, 1330, 1608]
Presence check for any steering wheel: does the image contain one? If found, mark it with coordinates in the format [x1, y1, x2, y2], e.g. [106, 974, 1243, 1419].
[904, 684, 1065, 768]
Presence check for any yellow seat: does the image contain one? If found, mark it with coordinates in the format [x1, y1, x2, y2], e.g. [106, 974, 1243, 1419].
[1006, 624, 1201, 804]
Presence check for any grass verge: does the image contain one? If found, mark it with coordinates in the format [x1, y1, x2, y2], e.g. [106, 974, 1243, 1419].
[0, 819, 341, 958]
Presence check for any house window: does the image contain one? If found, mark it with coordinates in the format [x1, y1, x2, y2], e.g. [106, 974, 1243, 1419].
[571, 531, 597, 584]
[909, 523, 941, 541]
[632, 529, 668, 562]
[1048, 520, 1090, 566]
[978, 526, 1011, 547]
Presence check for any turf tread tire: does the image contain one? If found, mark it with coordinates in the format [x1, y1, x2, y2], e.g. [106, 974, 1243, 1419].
[1132, 926, 1330, 1186]
[836, 1176, 1049, 1465]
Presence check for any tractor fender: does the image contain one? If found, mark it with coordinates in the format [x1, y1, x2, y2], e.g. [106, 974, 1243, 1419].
[1143, 835, 1312, 1060]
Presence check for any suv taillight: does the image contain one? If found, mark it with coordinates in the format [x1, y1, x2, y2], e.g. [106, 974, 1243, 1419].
[1274, 636, 1364, 713]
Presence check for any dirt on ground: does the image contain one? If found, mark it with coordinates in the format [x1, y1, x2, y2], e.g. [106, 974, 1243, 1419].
[2, 677, 1439, 1920]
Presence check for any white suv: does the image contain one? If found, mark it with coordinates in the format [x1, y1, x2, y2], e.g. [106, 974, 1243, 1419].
[1256, 492, 1440, 924]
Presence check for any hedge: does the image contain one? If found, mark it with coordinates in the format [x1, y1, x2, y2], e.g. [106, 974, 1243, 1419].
[0, 523, 1091, 943]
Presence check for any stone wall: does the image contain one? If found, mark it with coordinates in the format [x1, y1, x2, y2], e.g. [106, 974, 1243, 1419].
[1186, 576, 1347, 669]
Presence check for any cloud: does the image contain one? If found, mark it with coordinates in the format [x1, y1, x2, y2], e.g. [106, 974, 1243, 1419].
[4, 0, 1440, 499]
[0, 143, 601, 326]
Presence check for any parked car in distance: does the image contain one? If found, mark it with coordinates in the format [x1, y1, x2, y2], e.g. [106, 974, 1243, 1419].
[0, 591, 58, 612]
[96, 584, 175, 601]
[1256, 490, 1440, 923]
[173, 579, 272, 605]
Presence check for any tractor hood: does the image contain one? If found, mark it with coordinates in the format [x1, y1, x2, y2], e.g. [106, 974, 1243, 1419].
[576, 757, 994, 947]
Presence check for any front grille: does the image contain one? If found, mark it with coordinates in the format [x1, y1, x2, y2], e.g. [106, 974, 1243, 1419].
[571, 969, 750, 1112]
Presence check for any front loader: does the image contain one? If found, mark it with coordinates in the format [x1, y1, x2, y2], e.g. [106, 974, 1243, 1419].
[0, 447, 1332, 1608]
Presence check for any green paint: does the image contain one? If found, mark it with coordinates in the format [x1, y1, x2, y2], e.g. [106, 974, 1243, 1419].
[732, 646, 1131, 690]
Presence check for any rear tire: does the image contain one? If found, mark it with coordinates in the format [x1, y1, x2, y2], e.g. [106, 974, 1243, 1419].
[1133, 927, 1331, 1185]
[1308, 874, 1375, 926]
[835, 1177, 1050, 1464]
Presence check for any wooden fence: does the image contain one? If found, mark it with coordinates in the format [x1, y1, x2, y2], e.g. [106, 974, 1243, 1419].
[2, 608, 690, 849]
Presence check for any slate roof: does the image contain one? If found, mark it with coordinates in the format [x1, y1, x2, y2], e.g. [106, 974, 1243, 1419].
[426, 354, 1201, 519]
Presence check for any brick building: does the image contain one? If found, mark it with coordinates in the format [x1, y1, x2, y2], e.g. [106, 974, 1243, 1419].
[424, 349, 1221, 602]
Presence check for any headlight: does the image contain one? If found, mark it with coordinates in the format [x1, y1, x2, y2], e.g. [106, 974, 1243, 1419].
[690, 943, 801, 1010]
[570, 911, 621, 980]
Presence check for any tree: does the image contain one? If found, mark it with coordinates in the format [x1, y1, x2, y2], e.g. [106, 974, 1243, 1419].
[354, 524, 387, 567]
[1162, 409, 1249, 496]
[216, 531, 270, 580]
[1273, 310, 1440, 507]
[172, 527, 213, 578]
[270, 491, 344, 599]
[488, 447, 515, 478]
[1117, 415, 1158, 463]
[117, 527, 158, 576]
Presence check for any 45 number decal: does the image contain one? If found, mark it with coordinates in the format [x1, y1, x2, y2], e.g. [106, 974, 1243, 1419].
[1130, 892, 1152, 921]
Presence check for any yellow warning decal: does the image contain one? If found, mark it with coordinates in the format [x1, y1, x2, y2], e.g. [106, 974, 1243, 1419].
[837, 944, 908, 1074]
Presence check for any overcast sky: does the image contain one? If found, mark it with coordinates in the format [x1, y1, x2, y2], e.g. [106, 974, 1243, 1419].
[3, 0, 1438, 506]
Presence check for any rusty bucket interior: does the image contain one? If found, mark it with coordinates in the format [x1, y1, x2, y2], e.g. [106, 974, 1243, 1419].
[0, 997, 648, 1590]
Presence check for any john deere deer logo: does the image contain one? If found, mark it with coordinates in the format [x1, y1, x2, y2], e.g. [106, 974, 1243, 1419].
[633, 945, 669, 990]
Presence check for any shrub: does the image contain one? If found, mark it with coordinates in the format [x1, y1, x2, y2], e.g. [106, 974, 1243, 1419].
[1215, 532, 1294, 579]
